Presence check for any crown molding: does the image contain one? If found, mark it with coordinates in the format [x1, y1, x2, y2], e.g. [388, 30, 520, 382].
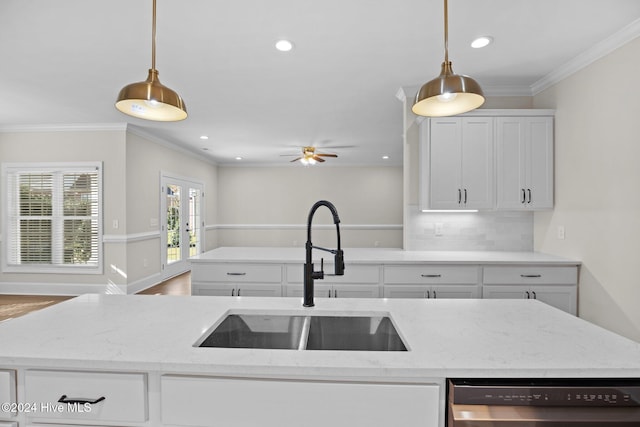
[0, 123, 126, 133]
[531, 17, 640, 95]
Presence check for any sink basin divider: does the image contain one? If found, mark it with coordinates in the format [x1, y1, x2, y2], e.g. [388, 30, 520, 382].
[297, 316, 312, 351]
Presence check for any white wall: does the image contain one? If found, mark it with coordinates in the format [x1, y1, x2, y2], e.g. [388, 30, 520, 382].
[0, 126, 217, 295]
[216, 166, 403, 249]
[533, 37, 640, 341]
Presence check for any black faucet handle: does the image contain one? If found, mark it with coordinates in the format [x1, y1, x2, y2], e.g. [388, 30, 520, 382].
[312, 258, 324, 280]
[334, 249, 345, 276]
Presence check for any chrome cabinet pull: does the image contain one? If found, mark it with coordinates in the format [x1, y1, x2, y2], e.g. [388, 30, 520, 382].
[521, 189, 526, 204]
[458, 189, 462, 204]
[521, 274, 542, 278]
[527, 189, 532, 204]
[464, 188, 468, 204]
[226, 272, 246, 276]
[421, 274, 442, 278]
[58, 395, 105, 405]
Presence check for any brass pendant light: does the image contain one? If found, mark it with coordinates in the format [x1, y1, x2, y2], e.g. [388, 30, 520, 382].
[115, 0, 187, 121]
[412, 0, 484, 117]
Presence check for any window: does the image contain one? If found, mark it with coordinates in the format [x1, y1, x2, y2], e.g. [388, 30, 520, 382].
[2, 163, 102, 273]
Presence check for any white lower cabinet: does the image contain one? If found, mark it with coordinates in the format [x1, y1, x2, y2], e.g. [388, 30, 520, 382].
[23, 370, 147, 424]
[161, 375, 440, 427]
[383, 265, 481, 299]
[191, 263, 283, 296]
[0, 422, 16, 427]
[284, 264, 381, 298]
[483, 266, 578, 315]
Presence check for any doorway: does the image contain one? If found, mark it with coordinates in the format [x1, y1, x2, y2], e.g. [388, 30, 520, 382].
[160, 174, 204, 279]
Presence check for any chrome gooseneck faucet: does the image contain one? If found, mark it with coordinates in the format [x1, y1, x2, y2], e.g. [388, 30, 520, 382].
[303, 200, 345, 307]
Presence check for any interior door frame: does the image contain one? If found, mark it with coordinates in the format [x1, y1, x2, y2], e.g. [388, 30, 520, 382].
[160, 172, 205, 280]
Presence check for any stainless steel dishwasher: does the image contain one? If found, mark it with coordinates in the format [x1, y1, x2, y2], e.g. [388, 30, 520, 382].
[447, 378, 640, 426]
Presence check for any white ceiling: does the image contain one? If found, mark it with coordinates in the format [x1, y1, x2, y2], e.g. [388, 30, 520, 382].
[2, 0, 640, 166]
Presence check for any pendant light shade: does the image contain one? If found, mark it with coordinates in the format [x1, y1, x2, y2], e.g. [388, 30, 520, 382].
[115, 0, 187, 121]
[412, 0, 484, 117]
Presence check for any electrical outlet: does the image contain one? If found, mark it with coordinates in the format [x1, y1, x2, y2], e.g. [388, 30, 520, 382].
[435, 223, 444, 236]
[112, 219, 119, 229]
[557, 225, 565, 240]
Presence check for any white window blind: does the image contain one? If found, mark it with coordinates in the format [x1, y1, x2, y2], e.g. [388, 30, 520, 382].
[3, 163, 102, 273]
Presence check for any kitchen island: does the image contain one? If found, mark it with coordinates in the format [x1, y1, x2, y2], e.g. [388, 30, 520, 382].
[0, 295, 639, 427]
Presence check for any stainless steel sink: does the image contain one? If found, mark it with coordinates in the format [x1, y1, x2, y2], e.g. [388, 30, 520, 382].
[196, 312, 407, 351]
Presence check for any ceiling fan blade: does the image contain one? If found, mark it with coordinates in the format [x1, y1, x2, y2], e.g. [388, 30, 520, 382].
[316, 153, 338, 158]
[313, 155, 325, 162]
[290, 157, 302, 162]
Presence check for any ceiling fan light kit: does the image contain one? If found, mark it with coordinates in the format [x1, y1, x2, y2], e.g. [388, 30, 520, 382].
[412, 0, 484, 117]
[290, 146, 338, 165]
[115, 0, 187, 122]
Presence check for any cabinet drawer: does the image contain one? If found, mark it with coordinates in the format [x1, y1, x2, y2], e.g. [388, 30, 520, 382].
[384, 265, 479, 284]
[161, 375, 439, 427]
[0, 370, 16, 419]
[24, 370, 147, 423]
[286, 264, 380, 284]
[483, 266, 577, 285]
[191, 263, 282, 283]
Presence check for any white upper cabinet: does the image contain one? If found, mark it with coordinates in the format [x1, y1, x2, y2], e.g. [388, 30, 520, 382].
[496, 116, 554, 210]
[421, 117, 495, 210]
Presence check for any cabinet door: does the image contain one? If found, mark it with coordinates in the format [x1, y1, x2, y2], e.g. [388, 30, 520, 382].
[527, 117, 554, 209]
[427, 118, 463, 209]
[496, 116, 553, 210]
[461, 118, 494, 209]
[192, 283, 235, 296]
[482, 285, 529, 300]
[530, 285, 576, 315]
[162, 375, 440, 427]
[384, 284, 430, 299]
[424, 117, 494, 210]
[235, 283, 282, 297]
[431, 284, 480, 299]
[332, 284, 380, 298]
[284, 284, 331, 298]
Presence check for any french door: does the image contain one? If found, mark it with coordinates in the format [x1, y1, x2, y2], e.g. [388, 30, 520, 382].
[160, 174, 204, 279]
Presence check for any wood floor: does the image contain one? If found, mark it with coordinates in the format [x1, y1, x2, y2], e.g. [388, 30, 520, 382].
[0, 272, 191, 322]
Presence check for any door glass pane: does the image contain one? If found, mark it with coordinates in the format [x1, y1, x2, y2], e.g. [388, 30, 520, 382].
[188, 187, 201, 257]
[166, 184, 181, 264]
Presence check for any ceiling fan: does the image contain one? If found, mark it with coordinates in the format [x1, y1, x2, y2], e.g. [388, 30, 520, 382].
[289, 146, 338, 165]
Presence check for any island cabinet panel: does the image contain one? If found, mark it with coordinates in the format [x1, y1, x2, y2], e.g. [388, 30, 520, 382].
[23, 370, 147, 424]
[191, 263, 283, 297]
[161, 375, 440, 427]
[284, 264, 382, 298]
[483, 266, 578, 315]
[0, 370, 16, 419]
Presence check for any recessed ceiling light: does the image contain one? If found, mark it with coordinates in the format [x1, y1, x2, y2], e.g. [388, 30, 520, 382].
[382, 155, 390, 160]
[275, 39, 294, 52]
[235, 156, 243, 161]
[471, 36, 493, 49]
[200, 135, 209, 140]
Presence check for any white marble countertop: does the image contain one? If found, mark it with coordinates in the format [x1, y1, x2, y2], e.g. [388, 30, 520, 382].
[190, 247, 580, 266]
[1, 295, 637, 380]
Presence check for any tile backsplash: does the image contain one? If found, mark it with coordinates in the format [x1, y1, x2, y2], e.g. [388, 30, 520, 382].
[406, 205, 533, 251]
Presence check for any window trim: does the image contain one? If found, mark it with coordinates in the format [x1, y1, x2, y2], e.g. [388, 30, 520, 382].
[1, 162, 103, 274]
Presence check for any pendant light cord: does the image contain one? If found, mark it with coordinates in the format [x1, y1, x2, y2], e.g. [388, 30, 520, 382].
[151, 0, 157, 71]
[443, 0, 449, 64]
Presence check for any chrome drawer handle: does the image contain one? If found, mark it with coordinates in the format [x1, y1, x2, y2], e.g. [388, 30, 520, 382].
[226, 272, 246, 276]
[58, 395, 105, 405]
[421, 274, 442, 278]
[521, 274, 542, 278]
